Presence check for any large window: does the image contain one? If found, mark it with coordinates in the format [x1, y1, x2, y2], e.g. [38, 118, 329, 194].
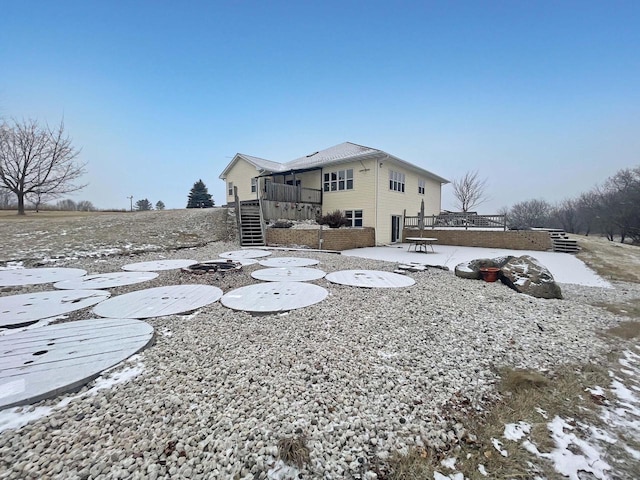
[227, 182, 234, 196]
[251, 178, 257, 193]
[389, 170, 405, 192]
[345, 209, 363, 227]
[323, 169, 353, 192]
[418, 179, 425, 195]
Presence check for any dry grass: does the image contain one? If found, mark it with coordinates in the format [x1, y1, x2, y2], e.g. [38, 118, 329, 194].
[572, 234, 640, 283]
[0, 210, 121, 220]
[387, 365, 610, 479]
[0, 208, 233, 263]
[594, 299, 640, 339]
[596, 298, 640, 318]
[604, 320, 640, 340]
[387, 448, 435, 480]
[277, 435, 310, 468]
[501, 369, 549, 393]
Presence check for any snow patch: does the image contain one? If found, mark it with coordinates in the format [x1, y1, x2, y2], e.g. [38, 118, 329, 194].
[491, 437, 508, 457]
[503, 421, 531, 441]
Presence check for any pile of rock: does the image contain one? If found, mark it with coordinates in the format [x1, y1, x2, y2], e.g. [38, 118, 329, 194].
[454, 254, 562, 299]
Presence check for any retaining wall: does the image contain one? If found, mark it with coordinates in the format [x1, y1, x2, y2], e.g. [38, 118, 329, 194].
[266, 227, 375, 251]
[402, 228, 552, 251]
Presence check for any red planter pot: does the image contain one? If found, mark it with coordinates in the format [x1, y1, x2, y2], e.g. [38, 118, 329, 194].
[480, 267, 501, 282]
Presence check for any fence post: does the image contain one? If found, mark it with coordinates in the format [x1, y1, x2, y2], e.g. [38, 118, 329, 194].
[234, 186, 242, 245]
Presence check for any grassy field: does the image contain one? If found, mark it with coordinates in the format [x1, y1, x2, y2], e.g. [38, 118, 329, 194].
[0, 208, 235, 264]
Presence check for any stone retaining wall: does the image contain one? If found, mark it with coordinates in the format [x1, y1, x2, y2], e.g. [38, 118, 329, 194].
[402, 228, 552, 251]
[266, 227, 375, 251]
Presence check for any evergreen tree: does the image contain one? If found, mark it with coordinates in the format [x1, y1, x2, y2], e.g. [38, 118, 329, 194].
[155, 200, 165, 210]
[135, 198, 152, 211]
[187, 179, 214, 208]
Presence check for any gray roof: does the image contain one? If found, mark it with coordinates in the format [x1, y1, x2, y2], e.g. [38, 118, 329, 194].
[285, 142, 380, 169]
[219, 142, 449, 184]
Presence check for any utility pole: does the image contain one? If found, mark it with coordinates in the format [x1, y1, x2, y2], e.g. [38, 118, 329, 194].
[127, 196, 133, 212]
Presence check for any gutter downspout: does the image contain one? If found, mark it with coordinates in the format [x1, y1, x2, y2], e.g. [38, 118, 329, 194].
[375, 154, 390, 246]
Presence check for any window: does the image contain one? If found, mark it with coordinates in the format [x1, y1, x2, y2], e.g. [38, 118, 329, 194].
[345, 209, 363, 227]
[323, 169, 353, 192]
[389, 170, 405, 192]
[418, 179, 425, 195]
[227, 182, 234, 196]
[251, 178, 257, 193]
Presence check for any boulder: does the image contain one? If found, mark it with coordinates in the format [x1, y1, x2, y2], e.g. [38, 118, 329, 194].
[454, 256, 515, 280]
[500, 255, 562, 299]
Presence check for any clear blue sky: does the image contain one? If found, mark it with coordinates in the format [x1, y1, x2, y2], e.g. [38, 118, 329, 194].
[2, 1, 639, 212]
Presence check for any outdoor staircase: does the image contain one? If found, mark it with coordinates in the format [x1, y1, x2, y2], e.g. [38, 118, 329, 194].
[533, 228, 580, 253]
[238, 202, 265, 246]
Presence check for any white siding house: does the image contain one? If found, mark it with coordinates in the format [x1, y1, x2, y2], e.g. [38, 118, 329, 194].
[219, 142, 449, 245]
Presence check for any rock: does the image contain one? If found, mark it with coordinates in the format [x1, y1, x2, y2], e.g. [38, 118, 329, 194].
[500, 255, 562, 299]
[454, 256, 514, 280]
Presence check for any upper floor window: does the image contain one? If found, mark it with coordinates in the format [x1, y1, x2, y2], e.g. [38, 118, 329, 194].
[323, 169, 353, 192]
[389, 170, 405, 192]
[345, 209, 363, 227]
[418, 179, 425, 195]
[227, 182, 234, 196]
[251, 178, 257, 193]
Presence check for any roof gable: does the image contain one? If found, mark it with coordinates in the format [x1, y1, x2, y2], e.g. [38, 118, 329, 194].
[219, 153, 283, 179]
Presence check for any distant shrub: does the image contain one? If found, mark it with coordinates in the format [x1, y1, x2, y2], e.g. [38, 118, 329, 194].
[318, 210, 349, 228]
[271, 220, 294, 228]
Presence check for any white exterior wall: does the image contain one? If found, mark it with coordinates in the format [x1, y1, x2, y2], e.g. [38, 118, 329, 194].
[222, 155, 443, 244]
[223, 159, 260, 203]
[321, 159, 377, 229]
[375, 161, 442, 244]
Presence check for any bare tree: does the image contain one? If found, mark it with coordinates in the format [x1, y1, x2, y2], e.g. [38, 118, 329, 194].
[0, 187, 15, 209]
[57, 198, 77, 211]
[451, 170, 489, 212]
[0, 118, 86, 215]
[76, 200, 95, 211]
[552, 199, 579, 233]
[508, 199, 553, 229]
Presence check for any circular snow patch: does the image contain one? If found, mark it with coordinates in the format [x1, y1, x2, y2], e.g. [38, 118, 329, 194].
[221, 282, 327, 312]
[219, 250, 272, 259]
[251, 267, 326, 282]
[0, 268, 87, 287]
[0, 318, 153, 408]
[0, 290, 111, 327]
[93, 285, 222, 319]
[259, 257, 319, 267]
[325, 270, 415, 288]
[122, 259, 197, 272]
[54, 271, 158, 290]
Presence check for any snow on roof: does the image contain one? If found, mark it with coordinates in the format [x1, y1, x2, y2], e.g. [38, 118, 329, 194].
[285, 142, 380, 169]
[238, 154, 284, 173]
[219, 142, 449, 183]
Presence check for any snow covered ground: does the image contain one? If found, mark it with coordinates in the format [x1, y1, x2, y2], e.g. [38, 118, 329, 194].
[342, 243, 611, 288]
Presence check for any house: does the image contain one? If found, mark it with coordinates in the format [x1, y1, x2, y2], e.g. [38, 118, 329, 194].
[219, 142, 449, 245]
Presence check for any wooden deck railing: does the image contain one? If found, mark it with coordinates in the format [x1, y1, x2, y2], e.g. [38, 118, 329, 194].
[404, 213, 507, 230]
[263, 183, 322, 204]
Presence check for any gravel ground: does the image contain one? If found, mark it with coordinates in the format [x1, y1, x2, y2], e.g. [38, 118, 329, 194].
[2, 237, 638, 479]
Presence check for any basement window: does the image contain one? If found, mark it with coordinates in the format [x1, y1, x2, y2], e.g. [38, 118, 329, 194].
[345, 209, 363, 227]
